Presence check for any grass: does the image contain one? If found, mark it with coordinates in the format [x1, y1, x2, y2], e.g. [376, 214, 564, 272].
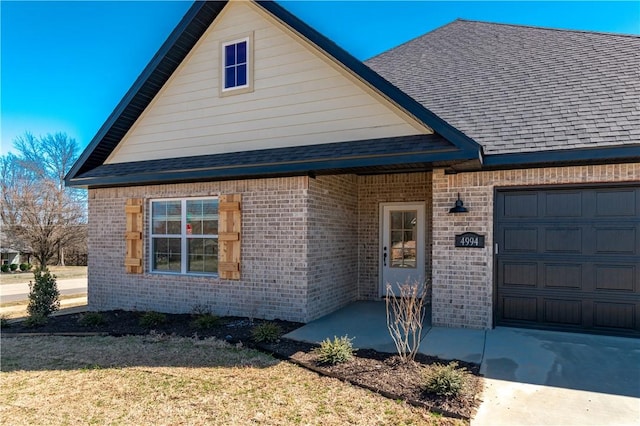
[0, 266, 87, 285]
[0, 335, 463, 425]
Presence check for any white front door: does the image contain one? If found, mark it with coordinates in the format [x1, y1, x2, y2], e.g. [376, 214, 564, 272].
[380, 202, 425, 297]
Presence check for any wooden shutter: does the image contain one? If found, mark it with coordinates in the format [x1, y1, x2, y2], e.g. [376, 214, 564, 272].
[218, 194, 241, 279]
[125, 198, 143, 274]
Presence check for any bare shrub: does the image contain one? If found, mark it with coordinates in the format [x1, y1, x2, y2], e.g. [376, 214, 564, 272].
[385, 279, 429, 362]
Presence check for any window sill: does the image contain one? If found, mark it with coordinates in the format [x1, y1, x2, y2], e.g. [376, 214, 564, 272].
[219, 85, 254, 97]
[148, 271, 220, 279]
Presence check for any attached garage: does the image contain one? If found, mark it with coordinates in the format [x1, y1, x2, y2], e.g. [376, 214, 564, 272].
[495, 185, 640, 336]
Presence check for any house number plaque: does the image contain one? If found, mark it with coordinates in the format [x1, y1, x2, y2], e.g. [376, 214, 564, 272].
[455, 232, 485, 248]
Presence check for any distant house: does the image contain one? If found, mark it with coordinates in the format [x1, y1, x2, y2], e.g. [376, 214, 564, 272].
[1, 248, 20, 266]
[0, 232, 31, 266]
[66, 1, 640, 336]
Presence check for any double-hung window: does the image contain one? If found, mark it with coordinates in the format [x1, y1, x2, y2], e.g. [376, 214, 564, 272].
[221, 35, 252, 93]
[150, 198, 219, 274]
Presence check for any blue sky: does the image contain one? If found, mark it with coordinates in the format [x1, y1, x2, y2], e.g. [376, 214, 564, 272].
[2, 1, 639, 155]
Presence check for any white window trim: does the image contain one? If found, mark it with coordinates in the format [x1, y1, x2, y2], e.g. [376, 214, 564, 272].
[219, 33, 254, 97]
[149, 197, 219, 276]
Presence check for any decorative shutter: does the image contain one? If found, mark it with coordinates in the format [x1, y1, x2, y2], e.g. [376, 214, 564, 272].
[218, 194, 241, 280]
[125, 198, 143, 274]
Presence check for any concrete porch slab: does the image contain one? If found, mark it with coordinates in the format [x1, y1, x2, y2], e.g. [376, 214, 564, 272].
[284, 301, 485, 363]
[284, 301, 400, 352]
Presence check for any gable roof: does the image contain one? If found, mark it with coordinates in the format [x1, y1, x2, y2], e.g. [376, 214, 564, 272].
[366, 19, 640, 162]
[66, 0, 480, 187]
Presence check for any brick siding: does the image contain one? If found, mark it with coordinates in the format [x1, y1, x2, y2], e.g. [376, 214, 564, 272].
[307, 175, 359, 319]
[88, 177, 311, 322]
[88, 163, 638, 328]
[357, 173, 433, 299]
[431, 163, 640, 329]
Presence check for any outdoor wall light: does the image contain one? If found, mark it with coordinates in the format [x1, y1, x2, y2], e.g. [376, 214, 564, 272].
[449, 193, 469, 213]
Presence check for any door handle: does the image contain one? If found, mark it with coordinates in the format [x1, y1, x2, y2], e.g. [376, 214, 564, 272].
[383, 246, 387, 266]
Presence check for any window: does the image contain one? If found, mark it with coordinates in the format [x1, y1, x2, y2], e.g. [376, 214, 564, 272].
[222, 37, 250, 91]
[150, 198, 219, 275]
[389, 210, 417, 268]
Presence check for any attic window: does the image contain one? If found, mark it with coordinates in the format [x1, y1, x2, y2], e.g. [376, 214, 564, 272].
[221, 35, 252, 94]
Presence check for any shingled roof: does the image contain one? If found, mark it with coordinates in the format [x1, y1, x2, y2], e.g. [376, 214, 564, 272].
[366, 19, 640, 158]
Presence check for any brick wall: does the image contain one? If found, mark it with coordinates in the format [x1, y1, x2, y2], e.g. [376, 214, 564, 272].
[357, 173, 433, 299]
[431, 163, 640, 329]
[88, 162, 637, 328]
[306, 175, 358, 320]
[88, 177, 311, 322]
[88, 172, 434, 323]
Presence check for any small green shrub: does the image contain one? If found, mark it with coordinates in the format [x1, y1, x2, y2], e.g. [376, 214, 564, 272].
[251, 322, 282, 343]
[27, 268, 60, 318]
[423, 361, 469, 397]
[23, 313, 48, 328]
[139, 311, 166, 328]
[78, 312, 106, 327]
[9, 263, 18, 271]
[0, 264, 9, 273]
[314, 335, 356, 365]
[191, 313, 221, 330]
[19, 263, 31, 271]
[0, 315, 9, 328]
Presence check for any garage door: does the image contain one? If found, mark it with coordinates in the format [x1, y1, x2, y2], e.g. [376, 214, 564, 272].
[495, 185, 640, 336]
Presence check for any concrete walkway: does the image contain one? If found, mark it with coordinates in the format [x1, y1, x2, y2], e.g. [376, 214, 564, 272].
[285, 301, 640, 425]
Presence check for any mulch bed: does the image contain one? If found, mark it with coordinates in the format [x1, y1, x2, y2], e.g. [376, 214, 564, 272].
[2, 310, 483, 419]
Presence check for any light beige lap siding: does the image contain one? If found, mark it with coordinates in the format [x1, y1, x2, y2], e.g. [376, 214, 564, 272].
[106, 1, 430, 165]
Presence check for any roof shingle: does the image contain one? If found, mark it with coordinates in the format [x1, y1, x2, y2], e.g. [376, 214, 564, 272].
[366, 19, 640, 155]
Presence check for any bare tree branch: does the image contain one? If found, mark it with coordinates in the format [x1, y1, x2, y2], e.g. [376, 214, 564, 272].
[1, 132, 87, 267]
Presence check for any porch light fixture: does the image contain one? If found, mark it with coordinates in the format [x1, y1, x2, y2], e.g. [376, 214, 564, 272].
[449, 193, 468, 213]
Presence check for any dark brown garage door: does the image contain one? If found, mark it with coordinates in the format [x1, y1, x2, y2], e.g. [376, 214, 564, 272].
[495, 185, 640, 336]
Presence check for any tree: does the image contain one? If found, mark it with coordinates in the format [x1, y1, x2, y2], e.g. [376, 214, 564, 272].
[0, 132, 87, 267]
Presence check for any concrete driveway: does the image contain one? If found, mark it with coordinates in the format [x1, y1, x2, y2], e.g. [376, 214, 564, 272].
[285, 301, 640, 425]
[474, 327, 640, 425]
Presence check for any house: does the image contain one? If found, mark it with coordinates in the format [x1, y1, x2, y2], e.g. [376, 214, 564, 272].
[0, 232, 31, 266]
[65, 0, 640, 336]
[1, 248, 20, 266]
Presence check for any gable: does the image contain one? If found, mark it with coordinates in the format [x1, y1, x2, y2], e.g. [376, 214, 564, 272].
[105, 0, 430, 165]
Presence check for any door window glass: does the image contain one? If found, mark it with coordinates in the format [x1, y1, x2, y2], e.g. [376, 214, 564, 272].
[390, 210, 417, 268]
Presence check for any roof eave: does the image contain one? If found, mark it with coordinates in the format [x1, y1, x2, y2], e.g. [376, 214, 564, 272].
[67, 148, 476, 189]
[482, 144, 640, 169]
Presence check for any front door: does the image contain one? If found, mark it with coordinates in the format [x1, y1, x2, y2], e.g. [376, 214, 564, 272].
[380, 202, 425, 296]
